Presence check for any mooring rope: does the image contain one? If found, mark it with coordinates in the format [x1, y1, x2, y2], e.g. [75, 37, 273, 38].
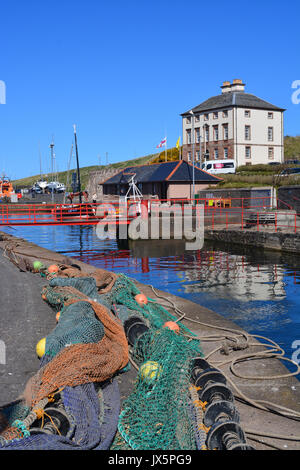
[144, 282, 300, 446]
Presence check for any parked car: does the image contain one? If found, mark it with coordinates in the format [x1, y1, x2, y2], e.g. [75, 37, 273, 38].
[278, 167, 300, 176]
[286, 159, 300, 165]
[31, 184, 43, 194]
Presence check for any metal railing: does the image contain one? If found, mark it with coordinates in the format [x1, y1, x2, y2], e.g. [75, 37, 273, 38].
[0, 197, 299, 233]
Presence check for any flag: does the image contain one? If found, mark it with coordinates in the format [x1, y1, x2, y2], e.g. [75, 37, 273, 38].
[156, 137, 167, 148]
[176, 137, 180, 149]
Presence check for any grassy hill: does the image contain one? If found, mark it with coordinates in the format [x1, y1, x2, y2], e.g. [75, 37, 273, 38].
[12, 136, 300, 191]
[12, 153, 158, 190]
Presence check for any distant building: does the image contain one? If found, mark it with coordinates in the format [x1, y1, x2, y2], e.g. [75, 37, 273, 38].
[101, 160, 221, 199]
[181, 79, 285, 167]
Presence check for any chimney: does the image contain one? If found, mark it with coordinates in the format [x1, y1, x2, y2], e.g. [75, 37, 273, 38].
[230, 79, 245, 93]
[221, 81, 231, 94]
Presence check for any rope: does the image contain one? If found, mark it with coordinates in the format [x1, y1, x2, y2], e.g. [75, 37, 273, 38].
[145, 282, 300, 445]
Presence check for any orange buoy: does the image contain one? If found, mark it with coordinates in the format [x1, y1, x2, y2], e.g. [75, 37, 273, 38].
[56, 311, 61, 322]
[48, 264, 59, 273]
[135, 293, 148, 306]
[42, 293, 47, 300]
[163, 321, 180, 334]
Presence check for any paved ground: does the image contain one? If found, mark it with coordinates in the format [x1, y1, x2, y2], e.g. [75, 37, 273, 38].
[0, 251, 55, 405]
[0, 231, 300, 450]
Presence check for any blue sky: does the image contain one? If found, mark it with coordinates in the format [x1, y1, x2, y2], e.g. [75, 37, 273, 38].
[0, 0, 300, 179]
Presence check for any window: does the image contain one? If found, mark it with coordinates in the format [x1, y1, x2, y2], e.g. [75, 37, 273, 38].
[245, 146, 251, 159]
[268, 127, 274, 141]
[223, 110, 228, 118]
[213, 112, 218, 119]
[268, 112, 273, 119]
[224, 147, 228, 159]
[214, 148, 219, 159]
[245, 125, 251, 140]
[268, 147, 274, 160]
[186, 116, 191, 124]
[223, 124, 228, 140]
[188, 151, 191, 162]
[245, 110, 251, 117]
[195, 128, 200, 143]
[187, 129, 191, 144]
[213, 125, 219, 141]
[205, 126, 209, 142]
[204, 114, 209, 121]
[195, 114, 200, 122]
[196, 150, 200, 161]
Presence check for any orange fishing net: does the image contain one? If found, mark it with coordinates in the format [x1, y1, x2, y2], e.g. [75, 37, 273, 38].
[47, 264, 118, 294]
[23, 264, 128, 408]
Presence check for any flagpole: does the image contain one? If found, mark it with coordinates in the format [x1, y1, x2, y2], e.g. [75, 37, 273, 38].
[165, 136, 167, 162]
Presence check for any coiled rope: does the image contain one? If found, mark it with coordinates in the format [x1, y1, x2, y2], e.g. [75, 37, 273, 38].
[144, 282, 300, 449]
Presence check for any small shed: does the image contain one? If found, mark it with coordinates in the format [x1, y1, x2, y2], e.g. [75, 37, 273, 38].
[101, 160, 221, 199]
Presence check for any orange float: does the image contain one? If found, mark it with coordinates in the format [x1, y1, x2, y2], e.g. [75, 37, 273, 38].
[163, 321, 180, 334]
[48, 264, 59, 273]
[56, 311, 61, 322]
[134, 293, 148, 306]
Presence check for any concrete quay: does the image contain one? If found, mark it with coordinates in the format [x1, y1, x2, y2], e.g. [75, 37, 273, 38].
[0, 231, 300, 450]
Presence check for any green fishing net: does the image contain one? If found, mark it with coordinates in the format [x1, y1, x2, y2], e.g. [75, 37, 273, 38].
[41, 272, 203, 450]
[111, 327, 200, 450]
[44, 301, 105, 359]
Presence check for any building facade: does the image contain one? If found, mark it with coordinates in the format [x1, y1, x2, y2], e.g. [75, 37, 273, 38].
[181, 79, 285, 168]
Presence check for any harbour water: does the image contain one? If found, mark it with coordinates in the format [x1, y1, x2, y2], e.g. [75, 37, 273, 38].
[2, 224, 300, 372]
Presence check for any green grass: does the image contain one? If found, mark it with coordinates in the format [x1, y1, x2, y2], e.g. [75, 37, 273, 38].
[12, 153, 158, 191]
[11, 135, 300, 191]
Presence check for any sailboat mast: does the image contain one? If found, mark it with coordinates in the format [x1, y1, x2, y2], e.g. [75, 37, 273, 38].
[50, 139, 55, 203]
[73, 124, 82, 203]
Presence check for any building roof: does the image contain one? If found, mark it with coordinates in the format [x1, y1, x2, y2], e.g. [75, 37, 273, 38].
[102, 160, 221, 185]
[181, 91, 285, 116]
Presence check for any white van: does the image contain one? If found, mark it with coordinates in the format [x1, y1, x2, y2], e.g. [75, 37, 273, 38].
[201, 159, 236, 174]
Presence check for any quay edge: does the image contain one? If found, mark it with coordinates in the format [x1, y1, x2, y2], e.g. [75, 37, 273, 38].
[0, 230, 300, 450]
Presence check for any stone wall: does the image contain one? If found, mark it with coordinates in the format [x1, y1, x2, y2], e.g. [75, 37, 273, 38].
[204, 228, 300, 253]
[85, 168, 121, 200]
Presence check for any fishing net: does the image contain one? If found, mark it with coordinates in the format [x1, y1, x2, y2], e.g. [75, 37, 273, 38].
[25, 297, 129, 407]
[0, 380, 121, 450]
[0, 264, 204, 450]
[44, 301, 105, 360]
[111, 327, 200, 450]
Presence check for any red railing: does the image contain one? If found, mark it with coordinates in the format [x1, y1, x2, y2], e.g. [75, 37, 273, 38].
[0, 197, 299, 233]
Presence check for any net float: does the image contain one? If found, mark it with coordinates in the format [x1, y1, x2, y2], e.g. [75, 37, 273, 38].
[135, 293, 148, 306]
[163, 321, 180, 333]
[48, 264, 59, 273]
[140, 360, 162, 384]
[33, 261, 43, 272]
[36, 337, 46, 358]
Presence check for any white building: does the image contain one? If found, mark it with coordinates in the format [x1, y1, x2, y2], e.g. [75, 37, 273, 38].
[181, 79, 285, 168]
